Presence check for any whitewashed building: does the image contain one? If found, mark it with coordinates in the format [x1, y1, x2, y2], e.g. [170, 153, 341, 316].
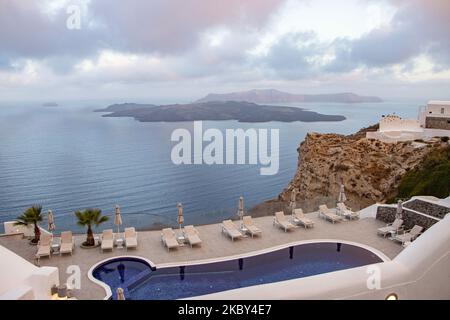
[367, 100, 450, 143]
[418, 100, 450, 130]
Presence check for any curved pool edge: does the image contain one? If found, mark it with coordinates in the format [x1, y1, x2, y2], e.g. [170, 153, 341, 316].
[87, 238, 390, 300]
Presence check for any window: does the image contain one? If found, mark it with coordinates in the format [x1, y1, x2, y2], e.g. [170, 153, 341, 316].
[441, 108, 445, 114]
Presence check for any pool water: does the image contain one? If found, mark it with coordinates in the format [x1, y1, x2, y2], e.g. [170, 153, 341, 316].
[92, 242, 383, 300]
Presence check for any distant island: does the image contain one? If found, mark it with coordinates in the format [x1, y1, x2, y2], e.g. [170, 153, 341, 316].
[196, 89, 382, 104]
[42, 102, 59, 107]
[96, 101, 346, 123]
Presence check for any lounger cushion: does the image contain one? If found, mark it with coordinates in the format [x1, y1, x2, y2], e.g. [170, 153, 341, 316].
[295, 216, 314, 226]
[125, 237, 138, 248]
[164, 237, 179, 248]
[247, 225, 262, 234]
[378, 226, 395, 234]
[187, 233, 202, 245]
[101, 239, 114, 250]
[60, 243, 73, 254]
[37, 246, 51, 257]
[222, 220, 242, 239]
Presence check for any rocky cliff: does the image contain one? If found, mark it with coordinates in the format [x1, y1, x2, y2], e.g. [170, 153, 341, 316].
[277, 126, 442, 211]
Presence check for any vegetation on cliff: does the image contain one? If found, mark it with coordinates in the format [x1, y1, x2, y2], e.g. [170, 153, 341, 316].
[391, 144, 450, 201]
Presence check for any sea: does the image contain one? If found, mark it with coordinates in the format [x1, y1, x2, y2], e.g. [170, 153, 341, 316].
[0, 100, 424, 233]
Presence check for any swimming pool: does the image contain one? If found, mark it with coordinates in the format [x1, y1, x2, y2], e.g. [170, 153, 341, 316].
[91, 242, 384, 300]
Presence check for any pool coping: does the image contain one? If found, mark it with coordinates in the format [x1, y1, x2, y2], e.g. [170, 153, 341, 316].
[87, 238, 390, 300]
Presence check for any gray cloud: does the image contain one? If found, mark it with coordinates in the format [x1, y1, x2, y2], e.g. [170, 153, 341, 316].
[0, 0, 449, 101]
[90, 0, 284, 54]
[0, 0, 284, 72]
[258, 32, 322, 79]
[0, 1, 106, 72]
[327, 0, 450, 71]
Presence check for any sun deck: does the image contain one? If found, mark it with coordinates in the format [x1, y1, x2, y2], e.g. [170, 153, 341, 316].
[0, 212, 404, 300]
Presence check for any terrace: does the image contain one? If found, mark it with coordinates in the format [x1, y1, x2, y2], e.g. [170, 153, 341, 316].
[0, 212, 403, 300]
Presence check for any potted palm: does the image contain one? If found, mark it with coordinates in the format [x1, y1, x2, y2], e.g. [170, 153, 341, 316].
[14, 205, 43, 244]
[75, 208, 109, 247]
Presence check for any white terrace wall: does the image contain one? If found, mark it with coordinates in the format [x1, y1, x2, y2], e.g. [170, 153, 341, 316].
[3, 222, 52, 238]
[0, 245, 59, 300]
[379, 116, 422, 133]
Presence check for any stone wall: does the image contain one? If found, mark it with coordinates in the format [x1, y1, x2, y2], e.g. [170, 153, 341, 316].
[425, 117, 450, 130]
[403, 200, 449, 219]
[376, 206, 439, 230]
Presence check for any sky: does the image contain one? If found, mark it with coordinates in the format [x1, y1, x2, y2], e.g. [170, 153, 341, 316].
[0, 0, 449, 103]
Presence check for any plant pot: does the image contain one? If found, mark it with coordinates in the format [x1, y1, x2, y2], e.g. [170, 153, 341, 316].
[80, 242, 100, 249]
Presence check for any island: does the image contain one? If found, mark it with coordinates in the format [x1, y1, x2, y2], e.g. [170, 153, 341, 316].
[95, 101, 346, 123]
[196, 89, 383, 104]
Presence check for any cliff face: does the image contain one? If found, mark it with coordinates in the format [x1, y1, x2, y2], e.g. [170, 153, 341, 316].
[278, 128, 437, 210]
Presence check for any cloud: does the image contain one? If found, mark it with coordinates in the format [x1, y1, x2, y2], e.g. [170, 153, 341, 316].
[90, 0, 284, 54]
[256, 32, 324, 79]
[326, 0, 450, 71]
[0, 0, 284, 69]
[0, 0, 449, 101]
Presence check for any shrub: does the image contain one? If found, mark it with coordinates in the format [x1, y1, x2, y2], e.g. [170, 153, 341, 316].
[394, 146, 450, 200]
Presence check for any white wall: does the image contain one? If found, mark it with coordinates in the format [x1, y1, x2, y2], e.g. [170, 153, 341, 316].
[379, 116, 422, 133]
[0, 245, 59, 300]
[0, 245, 38, 296]
[3, 222, 53, 238]
[426, 104, 450, 116]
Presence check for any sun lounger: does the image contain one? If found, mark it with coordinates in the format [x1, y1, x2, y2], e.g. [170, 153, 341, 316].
[183, 225, 202, 247]
[377, 218, 404, 237]
[318, 205, 343, 223]
[292, 208, 314, 228]
[36, 233, 52, 259]
[242, 216, 262, 237]
[221, 220, 243, 241]
[337, 203, 359, 220]
[101, 229, 114, 252]
[124, 227, 138, 250]
[273, 211, 296, 232]
[60, 231, 74, 256]
[161, 228, 180, 251]
[392, 225, 423, 245]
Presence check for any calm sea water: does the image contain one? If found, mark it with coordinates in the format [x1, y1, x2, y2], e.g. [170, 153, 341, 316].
[0, 100, 423, 233]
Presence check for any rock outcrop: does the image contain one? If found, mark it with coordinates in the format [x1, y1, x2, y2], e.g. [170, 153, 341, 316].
[277, 126, 438, 211]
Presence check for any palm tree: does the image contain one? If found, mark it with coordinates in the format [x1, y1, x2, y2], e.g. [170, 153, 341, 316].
[14, 205, 43, 244]
[75, 208, 109, 246]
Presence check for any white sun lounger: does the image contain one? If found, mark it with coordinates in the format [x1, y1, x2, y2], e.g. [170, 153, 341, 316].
[184, 225, 202, 247]
[392, 225, 423, 245]
[161, 228, 180, 251]
[377, 218, 404, 237]
[337, 203, 359, 220]
[221, 220, 243, 241]
[36, 233, 52, 259]
[318, 205, 343, 224]
[242, 216, 262, 238]
[124, 227, 138, 250]
[292, 208, 314, 228]
[101, 229, 114, 252]
[273, 211, 296, 232]
[60, 231, 74, 256]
